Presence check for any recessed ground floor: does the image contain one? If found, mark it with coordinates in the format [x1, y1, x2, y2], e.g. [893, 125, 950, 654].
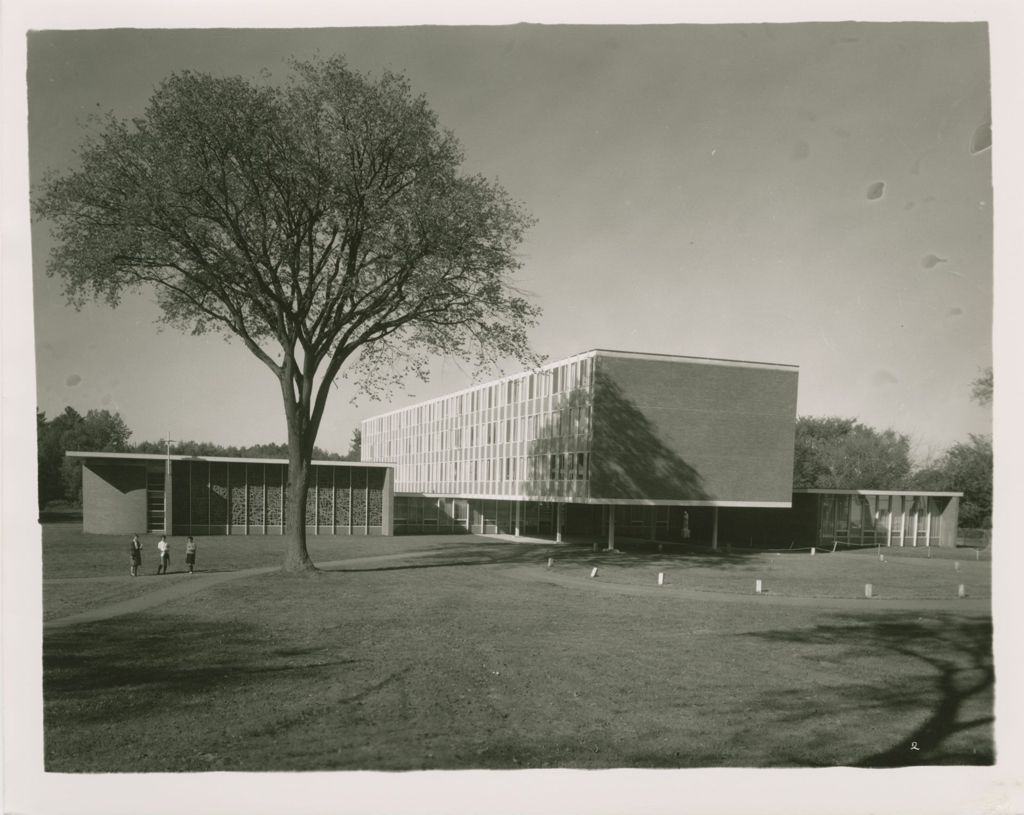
[395, 488, 962, 549]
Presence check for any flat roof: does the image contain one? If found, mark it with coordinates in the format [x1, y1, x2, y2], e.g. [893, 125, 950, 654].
[362, 348, 798, 423]
[794, 488, 963, 498]
[65, 451, 393, 469]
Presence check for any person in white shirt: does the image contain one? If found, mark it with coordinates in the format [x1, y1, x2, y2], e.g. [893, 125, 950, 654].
[156, 535, 170, 575]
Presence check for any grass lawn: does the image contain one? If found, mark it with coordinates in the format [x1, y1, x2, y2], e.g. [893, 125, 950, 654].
[42, 525, 993, 771]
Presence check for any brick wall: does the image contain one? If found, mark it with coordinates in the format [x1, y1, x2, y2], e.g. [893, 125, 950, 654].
[590, 355, 798, 503]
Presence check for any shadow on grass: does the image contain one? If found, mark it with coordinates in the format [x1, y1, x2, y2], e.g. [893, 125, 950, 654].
[44, 618, 359, 726]
[745, 612, 993, 766]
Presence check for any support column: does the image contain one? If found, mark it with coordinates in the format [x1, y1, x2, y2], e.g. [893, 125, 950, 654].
[607, 505, 615, 550]
[886, 506, 893, 547]
[514, 501, 521, 537]
[163, 458, 173, 536]
[925, 506, 932, 547]
[899, 499, 906, 548]
[711, 506, 719, 551]
[556, 502, 563, 543]
[382, 467, 394, 536]
[911, 505, 918, 548]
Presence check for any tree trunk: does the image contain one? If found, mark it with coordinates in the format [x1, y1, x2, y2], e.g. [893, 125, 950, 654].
[283, 437, 317, 573]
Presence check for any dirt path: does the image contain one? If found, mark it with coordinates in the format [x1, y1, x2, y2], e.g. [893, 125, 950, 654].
[43, 550, 443, 629]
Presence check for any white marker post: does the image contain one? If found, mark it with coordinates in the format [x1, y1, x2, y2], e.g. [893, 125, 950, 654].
[975, 549, 980, 561]
[958, 584, 966, 598]
[590, 567, 598, 578]
[547, 557, 554, 569]
[865, 583, 873, 599]
[658, 572, 665, 586]
[755, 579, 763, 594]
[811, 547, 816, 556]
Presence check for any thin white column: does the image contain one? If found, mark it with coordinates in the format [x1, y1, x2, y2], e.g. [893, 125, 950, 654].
[607, 505, 616, 550]
[711, 506, 719, 550]
[899, 499, 906, 547]
[925, 506, 932, 547]
[911, 504, 918, 547]
[514, 501, 521, 537]
[556, 502, 563, 543]
[886, 505, 893, 547]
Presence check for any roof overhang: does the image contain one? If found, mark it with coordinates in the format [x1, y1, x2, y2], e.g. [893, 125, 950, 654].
[793, 488, 963, 498]
[65, 451, 393, 469]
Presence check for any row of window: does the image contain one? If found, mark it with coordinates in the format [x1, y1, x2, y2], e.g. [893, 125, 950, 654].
[363, 354, 594, 439]
[819, 494, 943, 544]
[395, 452, 591, 489]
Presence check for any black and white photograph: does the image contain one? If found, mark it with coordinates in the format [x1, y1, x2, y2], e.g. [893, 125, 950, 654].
[2, 2, 1021, 814]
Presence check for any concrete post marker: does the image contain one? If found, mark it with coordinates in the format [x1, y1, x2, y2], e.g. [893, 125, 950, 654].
[865, 583, 873, 598]
[590, 567, 598, 578]
[658, 572, 665, 586]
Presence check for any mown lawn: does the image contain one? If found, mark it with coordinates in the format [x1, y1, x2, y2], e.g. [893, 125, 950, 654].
[42, 527, 993, 771]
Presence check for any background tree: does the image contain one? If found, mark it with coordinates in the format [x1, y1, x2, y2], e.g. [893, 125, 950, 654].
[132, 438, 343, 460]
[792, 416, 912, 489]
[35, 58, 540, 571]
[970, 367, 993, 406]
[342, 428, 362, 462]
[911, 435, 992, 529]
[37, 407, 132, 508]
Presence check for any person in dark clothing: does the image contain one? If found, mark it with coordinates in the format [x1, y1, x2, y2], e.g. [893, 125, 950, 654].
[185, 536, 197, 574]
[129, 534, 142, 577]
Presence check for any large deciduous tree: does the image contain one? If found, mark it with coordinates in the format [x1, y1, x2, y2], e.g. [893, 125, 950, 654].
[35, 59, 540, 571]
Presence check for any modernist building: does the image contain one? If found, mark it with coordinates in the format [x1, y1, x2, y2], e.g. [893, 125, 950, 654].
[361, 349, 801, 547]
[64, 350, 963, 548]
[65, 452, 393, 536]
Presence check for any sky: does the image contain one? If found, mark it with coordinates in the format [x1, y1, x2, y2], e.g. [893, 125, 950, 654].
[24, 21, 994, 462]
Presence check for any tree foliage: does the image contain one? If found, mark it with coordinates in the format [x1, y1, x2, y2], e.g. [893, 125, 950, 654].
[343, 428, 362, 462]
[793, 416, 912, 490]
[34, 58, 540, 569]
[131, 439, 344, 460]
[37, 407, 132, 508]
[970, 367, 993, 407]
[911, 435, 992, 528]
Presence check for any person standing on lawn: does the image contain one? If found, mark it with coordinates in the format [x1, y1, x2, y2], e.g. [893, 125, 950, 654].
[156, 535, 170, 575]
[185, 536, 197, 574]
[129, 534, 142, 577]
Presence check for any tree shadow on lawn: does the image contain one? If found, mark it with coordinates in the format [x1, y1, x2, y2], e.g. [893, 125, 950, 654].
[44, 618, 366, 727]
[744, 612, 993, 767]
